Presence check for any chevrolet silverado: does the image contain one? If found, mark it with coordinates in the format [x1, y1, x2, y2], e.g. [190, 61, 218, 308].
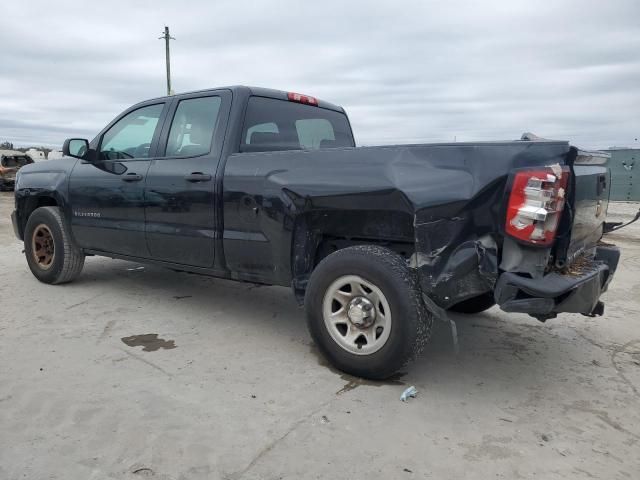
[11, 86, 619, 379]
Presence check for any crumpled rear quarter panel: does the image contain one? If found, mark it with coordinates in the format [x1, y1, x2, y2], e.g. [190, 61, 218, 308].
[223, 141, 571, 306]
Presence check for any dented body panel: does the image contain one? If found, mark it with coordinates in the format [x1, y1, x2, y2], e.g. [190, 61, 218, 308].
[222, 140, 574, 310]
[11, 86, 619, 319]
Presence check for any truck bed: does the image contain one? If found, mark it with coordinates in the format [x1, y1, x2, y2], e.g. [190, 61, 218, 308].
[222, 138, 615, 318]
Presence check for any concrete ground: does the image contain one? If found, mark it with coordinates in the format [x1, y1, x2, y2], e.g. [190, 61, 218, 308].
[0, 192, 639, 480]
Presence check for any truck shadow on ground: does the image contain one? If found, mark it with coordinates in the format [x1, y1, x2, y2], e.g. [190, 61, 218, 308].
[74, 258, 614, 395]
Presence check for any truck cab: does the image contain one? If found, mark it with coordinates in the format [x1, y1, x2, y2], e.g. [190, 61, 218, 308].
[57, 87, 354, 270]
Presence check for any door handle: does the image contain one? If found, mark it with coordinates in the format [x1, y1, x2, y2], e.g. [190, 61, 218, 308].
[122, 173, 143, 182]
[185, 172, 212, 182]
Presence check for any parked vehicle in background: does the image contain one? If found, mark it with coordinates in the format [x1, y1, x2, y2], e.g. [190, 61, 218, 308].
[25, 148, 46, 162]
[47, 150, 65, 160]
[0, 150, 33, 191]
[10, 86, 620, 379]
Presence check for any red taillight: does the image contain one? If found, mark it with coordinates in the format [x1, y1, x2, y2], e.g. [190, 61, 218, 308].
[287, 92, 318, 106]
[505, 166, 570, 246]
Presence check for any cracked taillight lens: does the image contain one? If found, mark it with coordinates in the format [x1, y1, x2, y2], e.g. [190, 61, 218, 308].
[505, 166, 570, 246]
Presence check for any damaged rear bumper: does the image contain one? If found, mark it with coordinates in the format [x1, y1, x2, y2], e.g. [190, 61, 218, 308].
[494, 245, 620, 319]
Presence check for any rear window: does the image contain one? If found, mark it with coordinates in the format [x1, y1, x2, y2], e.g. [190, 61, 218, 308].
[241, 96, 354, 152]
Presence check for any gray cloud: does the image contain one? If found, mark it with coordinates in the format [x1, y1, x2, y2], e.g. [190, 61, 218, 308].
[1, 0, 638, 149]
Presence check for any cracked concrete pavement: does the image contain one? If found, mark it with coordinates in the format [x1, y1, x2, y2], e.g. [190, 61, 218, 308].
[0, 192, 639, 479]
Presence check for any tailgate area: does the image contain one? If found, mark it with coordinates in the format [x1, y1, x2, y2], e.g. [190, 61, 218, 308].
[557, 149, 611, 266]
[495, 244, 619, 320]
[495, 147, 619, 320]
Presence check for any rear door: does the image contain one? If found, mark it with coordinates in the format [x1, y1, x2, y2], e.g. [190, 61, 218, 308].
[144, 90, 231, 267]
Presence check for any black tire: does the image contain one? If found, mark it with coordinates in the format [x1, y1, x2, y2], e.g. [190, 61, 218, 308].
[305, 245, 432, 380]
[448, 293, 496, 314]
[24, 206, 85, 284]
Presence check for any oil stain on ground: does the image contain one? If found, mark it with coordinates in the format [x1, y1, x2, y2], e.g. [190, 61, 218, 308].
[308, 344, 405, 394]
[121, 334, 176, 352]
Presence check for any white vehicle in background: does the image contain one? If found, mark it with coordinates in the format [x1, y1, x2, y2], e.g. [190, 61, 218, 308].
[25, 148, 46, 162]
[47, 149, 65, 160]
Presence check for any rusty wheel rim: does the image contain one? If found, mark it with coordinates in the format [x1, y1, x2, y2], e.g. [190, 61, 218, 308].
[31, 224, 55, 270]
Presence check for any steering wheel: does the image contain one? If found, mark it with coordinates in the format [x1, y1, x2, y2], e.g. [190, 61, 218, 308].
[133, 143, 151, 158]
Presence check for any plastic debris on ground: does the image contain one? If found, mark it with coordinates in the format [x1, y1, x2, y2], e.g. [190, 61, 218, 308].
[400, 385, 418, 402]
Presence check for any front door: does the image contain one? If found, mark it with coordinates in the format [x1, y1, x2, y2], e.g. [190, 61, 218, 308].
[144, 91, 230, 267]
[69, 102, 167, 257]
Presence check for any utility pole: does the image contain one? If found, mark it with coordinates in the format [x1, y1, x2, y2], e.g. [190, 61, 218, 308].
[158, 26, 175, 95]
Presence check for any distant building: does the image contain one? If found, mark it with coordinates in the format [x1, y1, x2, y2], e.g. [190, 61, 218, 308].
[48, 149, 65, 159]
[607, 148, 639, 201]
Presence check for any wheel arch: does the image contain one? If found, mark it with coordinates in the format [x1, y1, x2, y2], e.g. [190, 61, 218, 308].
[15, 192, 63, 241]
[290, 209, 415, 303]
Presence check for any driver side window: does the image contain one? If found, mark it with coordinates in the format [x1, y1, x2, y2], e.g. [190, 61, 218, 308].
[99, 104, 164, 160]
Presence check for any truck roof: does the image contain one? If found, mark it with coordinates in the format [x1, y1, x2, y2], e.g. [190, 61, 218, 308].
[137, 85, 346, 113]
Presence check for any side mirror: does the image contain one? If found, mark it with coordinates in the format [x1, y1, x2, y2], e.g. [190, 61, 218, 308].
[62, 138, 89, 159]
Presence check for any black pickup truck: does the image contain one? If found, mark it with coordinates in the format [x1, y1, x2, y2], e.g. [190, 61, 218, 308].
[11, 86, 619, 379]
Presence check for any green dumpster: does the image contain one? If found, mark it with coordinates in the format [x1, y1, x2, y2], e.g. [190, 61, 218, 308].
[607, 148, 639, 201]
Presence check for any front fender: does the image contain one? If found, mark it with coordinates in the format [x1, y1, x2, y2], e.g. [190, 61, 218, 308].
[14, 163, 75, 240]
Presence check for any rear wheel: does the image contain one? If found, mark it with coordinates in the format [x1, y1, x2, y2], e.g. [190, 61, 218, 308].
[305, 245, 432, 380]
[448, 293, 496, 314]
[24, 206, 85, 284]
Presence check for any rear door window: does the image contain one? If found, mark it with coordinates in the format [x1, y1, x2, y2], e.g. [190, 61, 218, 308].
[241, 97, 354, 152]
[165, 96, 222, 157]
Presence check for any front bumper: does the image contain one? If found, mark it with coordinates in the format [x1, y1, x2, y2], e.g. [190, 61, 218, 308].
[494, 245, 620, 319]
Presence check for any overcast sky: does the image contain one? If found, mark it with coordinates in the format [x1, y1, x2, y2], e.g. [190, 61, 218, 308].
[1, 0, 638, 149]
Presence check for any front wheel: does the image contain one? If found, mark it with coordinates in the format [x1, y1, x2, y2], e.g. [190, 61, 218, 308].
[24, 206, 85, 284]
[305, 245, 432, 380]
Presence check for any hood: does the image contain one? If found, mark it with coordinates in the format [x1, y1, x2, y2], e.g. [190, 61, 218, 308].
[15, 157, 79, 192]
[18, 157, 78, 175]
